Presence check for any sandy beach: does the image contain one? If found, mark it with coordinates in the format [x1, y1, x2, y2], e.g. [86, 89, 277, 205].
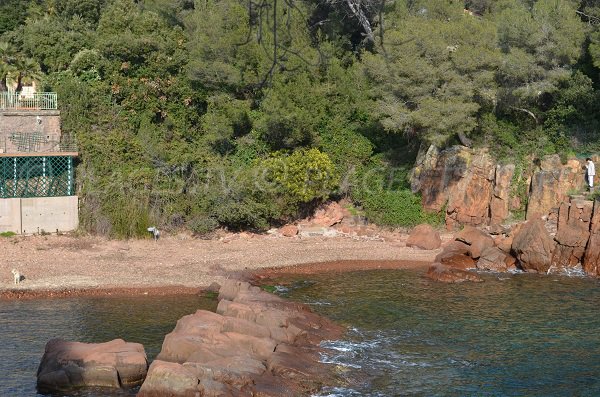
[0, 232, 444, 299]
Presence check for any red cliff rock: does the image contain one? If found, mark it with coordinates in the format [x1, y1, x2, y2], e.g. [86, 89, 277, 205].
[551, 199, 593, 271]
[527, 156, 584, 220]
[583, 200, 600, 277]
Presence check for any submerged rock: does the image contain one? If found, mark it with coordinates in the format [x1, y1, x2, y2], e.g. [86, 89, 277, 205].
[425, 262, 483, 283]
[36, 338, 147, 393]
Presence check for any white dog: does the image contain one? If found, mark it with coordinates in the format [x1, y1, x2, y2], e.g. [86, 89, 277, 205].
[11, 269, 21, 285]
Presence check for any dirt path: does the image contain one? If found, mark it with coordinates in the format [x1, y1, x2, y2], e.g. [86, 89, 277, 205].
[0, 232, 445, 299]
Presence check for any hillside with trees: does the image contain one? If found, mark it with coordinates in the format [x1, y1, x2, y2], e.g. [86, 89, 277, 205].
[2, 0, 600, 237]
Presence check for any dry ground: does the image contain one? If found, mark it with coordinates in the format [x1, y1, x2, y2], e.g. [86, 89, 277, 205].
[0, 232, 446, 298]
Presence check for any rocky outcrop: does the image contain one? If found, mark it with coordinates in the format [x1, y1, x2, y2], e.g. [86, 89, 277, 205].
[550, 199, 593, 271]
[455, 226, 494, 259]
[583, 200, 600, 277]
[434, 241, 475, 270]
[411, 145, 587, 230]
[37, 338, 147, 393]
[304, 202, 346, 227]
[406, 224, 441, 250]
[527, 156, 584, 219]
[138, 280, 343, 397]
[425, 262, 483, 283]
[477, 246, 516, 272]
[490, 164, 515, 225]
[411, 145, 495, 230]
[511, 218, 556, 273]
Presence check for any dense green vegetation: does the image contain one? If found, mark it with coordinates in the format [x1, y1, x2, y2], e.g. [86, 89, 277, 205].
[1, 0, 600, 236]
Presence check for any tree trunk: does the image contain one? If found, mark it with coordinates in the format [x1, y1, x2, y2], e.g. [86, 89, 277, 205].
[16, 72, 23, 92]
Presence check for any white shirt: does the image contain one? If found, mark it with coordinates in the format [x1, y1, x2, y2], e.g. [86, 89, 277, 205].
[588, 160, 595, 176]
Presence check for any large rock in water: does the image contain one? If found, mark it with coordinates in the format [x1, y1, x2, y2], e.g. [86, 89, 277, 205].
[138, 280, 344, 397]
[551, 199, 593, 271]
[511, 218, 556, 273]
[406, 224, 441, 250]
[37, 339, 147, 393]
[583, 199, 600, 277]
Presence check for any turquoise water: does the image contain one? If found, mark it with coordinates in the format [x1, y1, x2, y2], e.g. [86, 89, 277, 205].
[272, 270, 600, 397]
[2, 270, 600, 396]
[0, 294, 216, 396]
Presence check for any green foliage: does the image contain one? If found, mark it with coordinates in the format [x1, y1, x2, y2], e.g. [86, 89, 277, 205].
[188, 215, 219, 237]
[4, 0, 600, 236]
[0, 231, 17, 238]
[261, 149, 339, 204]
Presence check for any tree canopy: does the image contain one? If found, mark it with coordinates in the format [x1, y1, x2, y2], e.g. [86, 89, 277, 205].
[2, 0, 600, 236]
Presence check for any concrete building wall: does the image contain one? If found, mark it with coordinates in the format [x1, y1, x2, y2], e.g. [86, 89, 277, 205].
[0, 198, 21, 233]
[0, 110, 62, 153]
[0, 196, 78, 234]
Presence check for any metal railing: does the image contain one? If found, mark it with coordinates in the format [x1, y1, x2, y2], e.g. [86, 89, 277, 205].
[0, 92, 58, 110]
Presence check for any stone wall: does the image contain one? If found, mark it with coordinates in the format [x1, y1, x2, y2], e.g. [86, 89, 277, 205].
[411, 145, 588, 229]
[0, 110, 62, 153]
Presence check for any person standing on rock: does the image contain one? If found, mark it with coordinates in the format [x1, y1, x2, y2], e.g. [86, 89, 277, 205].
[586, 157, 595, 192]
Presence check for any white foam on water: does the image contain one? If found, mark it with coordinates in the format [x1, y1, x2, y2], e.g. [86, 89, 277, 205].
[311, 387, 363, 397]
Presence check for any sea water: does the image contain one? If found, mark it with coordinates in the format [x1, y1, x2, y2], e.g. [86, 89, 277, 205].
[273, 269, 600, 396]
[2, 269, 600, 396]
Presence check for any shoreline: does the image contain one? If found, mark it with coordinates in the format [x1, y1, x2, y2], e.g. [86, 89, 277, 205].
[0, 233, 442, 300]
[0, 259, 432, 300]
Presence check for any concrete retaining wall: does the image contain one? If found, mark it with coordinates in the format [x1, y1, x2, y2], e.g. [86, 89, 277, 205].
[0, 196, 78, 234]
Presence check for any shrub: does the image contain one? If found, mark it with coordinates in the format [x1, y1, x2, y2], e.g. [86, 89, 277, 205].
[188, 215, 219, 237]
[357, 189, 442, 227]
[261, 148, 339, 205]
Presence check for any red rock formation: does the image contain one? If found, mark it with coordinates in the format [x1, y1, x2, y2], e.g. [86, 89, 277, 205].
[411, 145, 586, 229]
[490, 164, 515, 225]
[434, 241, 475, 270]
[550, 199, 593, 271]
[139, 280, 343, 397]
[37, 338, 147, 393]
[425, 262, 483, 283]
[306, 202, 346, 227]
[455, 226, 494, 259]
[527, 156, 584, 219]
[477, 246, 515, 272]
[511, 218, 556, 273]
[406, 224, 442, 250]
[583, 200, 600, 277]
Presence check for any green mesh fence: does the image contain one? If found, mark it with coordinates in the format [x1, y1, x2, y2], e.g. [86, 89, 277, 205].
[0, 156, 74, 198]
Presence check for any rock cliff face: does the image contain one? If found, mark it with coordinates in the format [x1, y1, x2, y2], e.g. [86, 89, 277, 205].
[411, 145, 587, 229]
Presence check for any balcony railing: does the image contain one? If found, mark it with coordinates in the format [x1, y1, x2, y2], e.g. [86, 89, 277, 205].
[0, 92, 58, 110]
